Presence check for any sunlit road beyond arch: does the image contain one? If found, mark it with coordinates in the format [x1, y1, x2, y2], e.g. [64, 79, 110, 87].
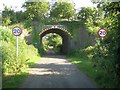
[20, 55, 99, 88]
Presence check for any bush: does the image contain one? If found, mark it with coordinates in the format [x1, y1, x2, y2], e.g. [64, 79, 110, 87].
[0, 27, 15, 44]
[0, 27, 27, 74]
[1, 41, 16, 74]
[1, 41, 28, 75]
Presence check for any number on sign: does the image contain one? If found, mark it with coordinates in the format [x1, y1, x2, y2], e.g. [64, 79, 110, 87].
[12, 26, 22, 36]
[98, 28, 107, 38]
[13, 28, 20, 33]
[99, 31, 106, 36]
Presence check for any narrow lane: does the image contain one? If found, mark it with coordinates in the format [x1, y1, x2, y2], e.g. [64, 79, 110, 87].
[20, 55, 99, 88]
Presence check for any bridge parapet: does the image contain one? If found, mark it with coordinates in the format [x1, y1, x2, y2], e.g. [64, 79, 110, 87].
[42, 25, 67, 30]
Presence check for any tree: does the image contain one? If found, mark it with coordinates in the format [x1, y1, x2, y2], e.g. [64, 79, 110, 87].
[85, 2, 120, 80]
[2, 6, 14, 26]
[2, 6, 26, 25]
[77, 7, 97, 22]
[50, 2, 76, 21]
[100, 2, 120, 78]
[15, 11, 27, 23]
[23, 2, 50, 21]
[2, 16, 11, 26]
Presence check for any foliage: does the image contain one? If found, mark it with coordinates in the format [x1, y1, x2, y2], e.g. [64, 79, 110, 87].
[74, 2, 120, 87]
[0, 27, 26, 74]
[23, 2, 50, 21]
[42, 33, 62, 53]
[0, 27, 15, 43]
[77, 7, 97, 22]
[50, 2, 76, 20]
[1, 26, 40, 88]
[68, 2, 120, 87]
[15, 11, 27, 23]
[2, 72, 28, 88]
[1, 41, 26, 74]
[88, 2, 120, 79]
[2, 1, 120, 88]
[24, 45, 40, 67]
[77, 7, 102, 35]
[31, 24, 40, 49]
[0, 28, 25, 74]
[2, 6, 27, 26]
[2, 16, 11, 26]
[24, 19, 33, 30]
[99, 2, 120, 78]
[0, 26, 40, 75]
[2, 6, 13, 26]
[67, 55, 119, 88]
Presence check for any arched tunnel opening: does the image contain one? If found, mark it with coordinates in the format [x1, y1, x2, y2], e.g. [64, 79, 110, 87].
[40, 28, 72, 55]
[42, 33, 62, 54]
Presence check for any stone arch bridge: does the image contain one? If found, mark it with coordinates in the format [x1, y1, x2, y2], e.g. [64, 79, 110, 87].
[26, 22, 95, 54]
[39, 24, 73, 54]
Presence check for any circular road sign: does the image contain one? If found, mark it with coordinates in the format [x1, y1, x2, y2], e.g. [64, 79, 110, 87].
[98, 28, 107, 38]
[12, 26, 22, 36]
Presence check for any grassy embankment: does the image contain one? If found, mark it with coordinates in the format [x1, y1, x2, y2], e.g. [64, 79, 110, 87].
[1, 24, 40, 88]
[3, 46, 40, 88]
[67, 54, 119, 88]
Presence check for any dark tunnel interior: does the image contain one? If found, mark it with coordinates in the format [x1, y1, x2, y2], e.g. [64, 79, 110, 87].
[40, 29, 72, 54]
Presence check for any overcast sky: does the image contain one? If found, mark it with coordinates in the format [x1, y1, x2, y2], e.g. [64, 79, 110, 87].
[0, 0, 96, 11]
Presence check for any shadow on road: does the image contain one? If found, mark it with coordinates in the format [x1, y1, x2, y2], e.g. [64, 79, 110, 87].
[42, 54, 66, 59]
[20, 54, 99, 88]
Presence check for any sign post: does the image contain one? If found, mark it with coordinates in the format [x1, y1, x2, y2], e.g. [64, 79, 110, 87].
[98, 28, 108, 40]
[16, 36, 18, 58]
[12, 26, 22, 58]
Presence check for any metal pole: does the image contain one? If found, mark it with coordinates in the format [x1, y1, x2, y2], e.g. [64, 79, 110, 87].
[16, 36, 18, 58]
[102, 38, 103, 41]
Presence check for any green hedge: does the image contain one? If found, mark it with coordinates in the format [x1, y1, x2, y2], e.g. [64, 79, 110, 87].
[0, 27, 40, 75]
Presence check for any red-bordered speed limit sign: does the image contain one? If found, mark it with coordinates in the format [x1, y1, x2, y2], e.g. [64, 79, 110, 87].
[12, 26, 22, 36]
[98, 28, 108, 38]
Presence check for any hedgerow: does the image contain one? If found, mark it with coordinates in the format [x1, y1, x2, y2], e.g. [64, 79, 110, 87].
[0, 27, 40, 75]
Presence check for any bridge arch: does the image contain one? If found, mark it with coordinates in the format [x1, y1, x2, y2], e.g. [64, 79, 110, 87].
[39, 25, 73, 54]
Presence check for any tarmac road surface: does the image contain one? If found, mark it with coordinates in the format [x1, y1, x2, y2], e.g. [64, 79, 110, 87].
[20, 55, 99, 88]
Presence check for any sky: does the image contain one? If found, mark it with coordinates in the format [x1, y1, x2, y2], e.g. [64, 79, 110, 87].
[0, 0, 96, 12]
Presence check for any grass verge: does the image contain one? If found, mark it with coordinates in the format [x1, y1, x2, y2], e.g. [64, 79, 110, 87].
[2, 45, 40, 88]
[2, 72, 29, 88]
[2, 56, 40, 88]
[67, 55, 119, 88]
